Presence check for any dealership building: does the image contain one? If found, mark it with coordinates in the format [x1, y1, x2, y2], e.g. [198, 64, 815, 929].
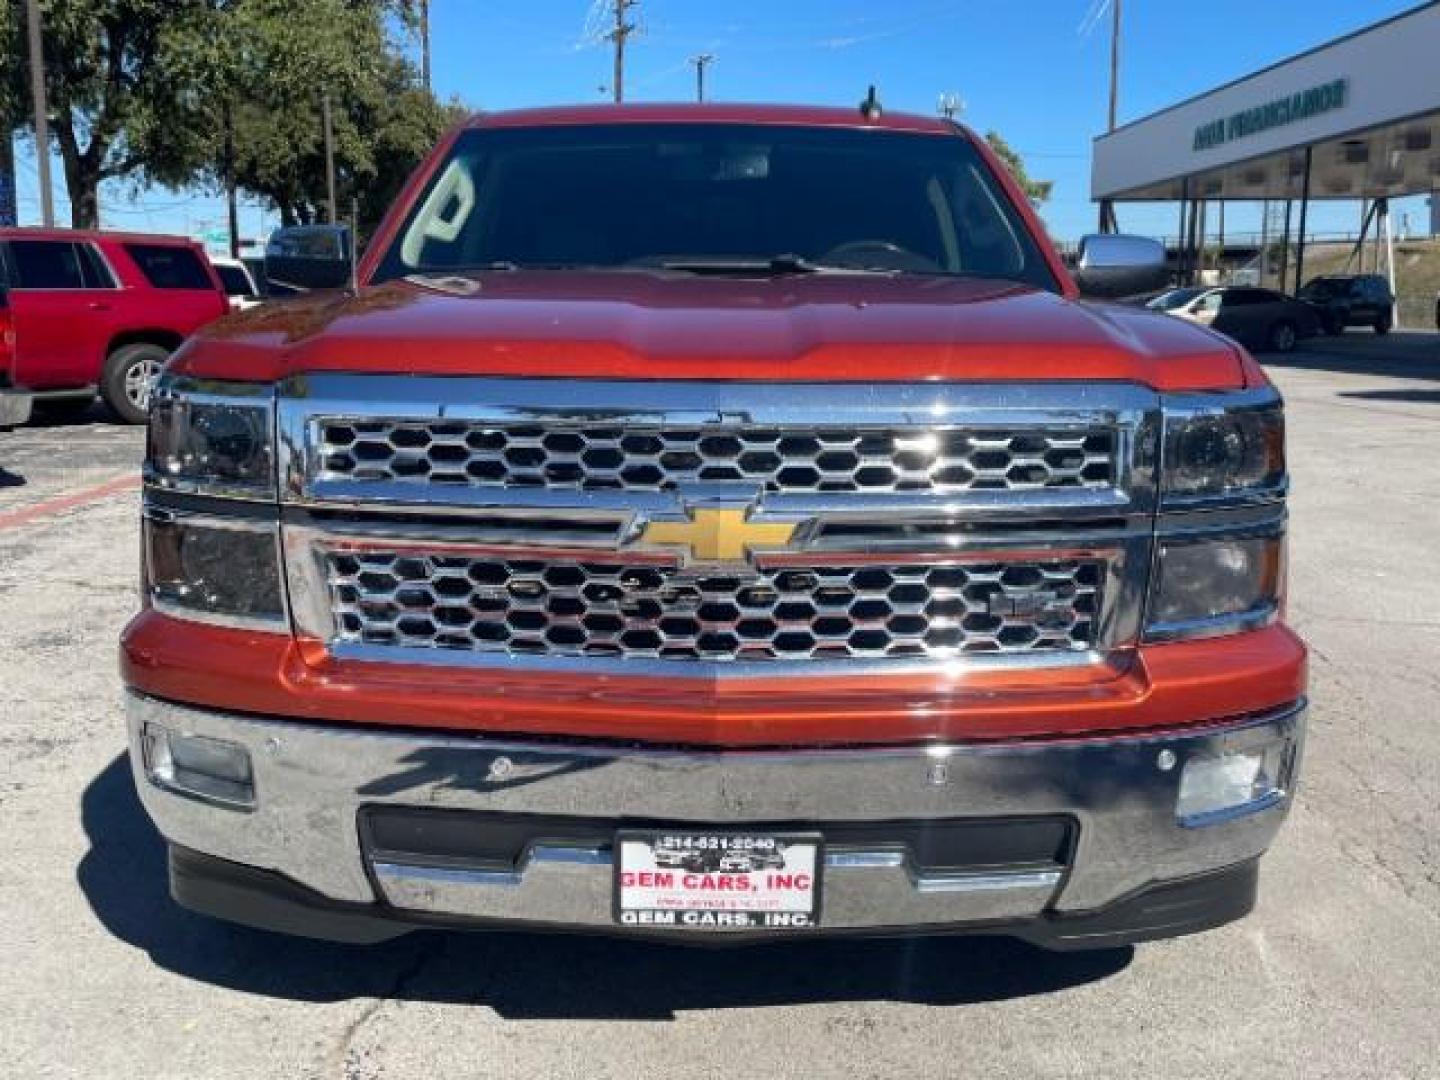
[1093, 2, 1440, 301]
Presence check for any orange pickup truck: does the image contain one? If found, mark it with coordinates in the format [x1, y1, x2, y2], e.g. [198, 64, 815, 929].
[122, 104, 1305, 948]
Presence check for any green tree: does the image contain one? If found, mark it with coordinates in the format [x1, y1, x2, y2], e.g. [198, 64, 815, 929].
[0, 0, 445, 232]
[165, 0, 457, 236]
[225, 53, 463, 234]
[0, 0, 206, 228]
[984, 130, 1053, 207]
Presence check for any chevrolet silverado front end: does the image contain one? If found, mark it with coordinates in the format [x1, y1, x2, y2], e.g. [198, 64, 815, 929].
[121, 105, 1305, 948]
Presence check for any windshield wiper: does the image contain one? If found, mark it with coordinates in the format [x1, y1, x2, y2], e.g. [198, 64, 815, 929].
[651, 254, 892, 276]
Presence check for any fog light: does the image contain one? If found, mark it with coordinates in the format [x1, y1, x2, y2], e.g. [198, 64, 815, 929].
[1176, 742, 1288, 827]
[143, 724, 255, 809]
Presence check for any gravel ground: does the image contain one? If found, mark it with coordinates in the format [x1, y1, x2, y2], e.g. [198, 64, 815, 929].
[1, 337, 1437, 1079]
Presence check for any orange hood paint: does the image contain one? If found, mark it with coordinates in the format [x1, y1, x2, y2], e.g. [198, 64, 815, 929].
[171, 271, 1252, 391]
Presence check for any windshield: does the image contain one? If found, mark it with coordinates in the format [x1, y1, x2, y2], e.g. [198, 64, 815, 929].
[213, 263, 255, 297]
[1147, 287, 1207, 311]
[374, 123, 1059, 291]
[1299, 277, 1346, 298]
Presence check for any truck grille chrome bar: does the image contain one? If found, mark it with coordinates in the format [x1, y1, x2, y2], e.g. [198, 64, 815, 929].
[276, 377, 1161, 673]
[323, 550, 1104, 662]
[315, 418, 1118, 495]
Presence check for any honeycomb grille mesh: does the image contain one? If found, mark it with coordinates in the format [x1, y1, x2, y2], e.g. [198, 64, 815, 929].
[325, 552, 1103, 662]
[316, 420, 1118, 494]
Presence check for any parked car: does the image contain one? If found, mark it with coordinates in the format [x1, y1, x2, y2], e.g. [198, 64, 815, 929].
[1297, 273, 1395, 334]
[210, 254, 263, 313]
[125, 104, 1303, 951]
[0, 288, 34, 430]
[263, 224, 353, 296]
[0, 228, 230, 423]
[1145, 286, 1209, 312]
[1150, 285, 1322, 352]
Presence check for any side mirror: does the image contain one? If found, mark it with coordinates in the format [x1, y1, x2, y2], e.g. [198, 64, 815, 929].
[1073, 233, 1170, 300]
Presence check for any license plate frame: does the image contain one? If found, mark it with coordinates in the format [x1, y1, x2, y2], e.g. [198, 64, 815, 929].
[614, 830, 823, 931]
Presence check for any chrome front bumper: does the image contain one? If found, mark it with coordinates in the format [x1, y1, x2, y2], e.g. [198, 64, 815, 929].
[126, 693, 1303, 937]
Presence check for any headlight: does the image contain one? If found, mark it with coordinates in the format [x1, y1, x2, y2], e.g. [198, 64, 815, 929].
[1147, 533, 1283, 638]
[147, 378, 275, 498]
[144, 512, 286, 628]
[1163, 402, 1284, 498]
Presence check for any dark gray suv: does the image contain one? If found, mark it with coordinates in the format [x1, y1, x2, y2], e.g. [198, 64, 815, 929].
[1298, 274, 1395, 334]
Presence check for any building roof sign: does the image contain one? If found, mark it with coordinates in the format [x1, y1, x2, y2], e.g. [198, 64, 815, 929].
[1094, 3, 1440, 202]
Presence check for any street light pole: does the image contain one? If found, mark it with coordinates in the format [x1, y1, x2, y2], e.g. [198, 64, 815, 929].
[25, 0, 54, 227]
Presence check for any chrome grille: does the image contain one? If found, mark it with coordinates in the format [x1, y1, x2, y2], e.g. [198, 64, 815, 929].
[316, 420, 1118, 494]
[325, 552, 1103, 662]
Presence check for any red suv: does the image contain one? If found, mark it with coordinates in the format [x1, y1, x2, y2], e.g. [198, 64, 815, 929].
[0, 229, 230, 423]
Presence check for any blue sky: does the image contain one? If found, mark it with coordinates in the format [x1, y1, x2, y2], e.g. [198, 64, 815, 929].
[8, 0, 1430, 247]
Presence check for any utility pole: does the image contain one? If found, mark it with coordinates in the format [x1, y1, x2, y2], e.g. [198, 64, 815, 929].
[1107, 0, 1122, 133]
[322, 94, 337, 225]
[690, 53, 714, 102]
[223, 101, 239, 258]
[1098, 0, 1121, 233]
[25, 0, 54, 227]
[607, 0, 638, 104]
[0, 133, 16, 227]
[420, 0, 432, 90]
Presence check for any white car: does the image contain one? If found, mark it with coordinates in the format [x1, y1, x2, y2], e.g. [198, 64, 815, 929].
[209, 255, 263, 312]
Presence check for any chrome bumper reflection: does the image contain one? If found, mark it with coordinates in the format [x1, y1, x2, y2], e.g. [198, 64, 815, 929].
[127, 693, 1303, 930]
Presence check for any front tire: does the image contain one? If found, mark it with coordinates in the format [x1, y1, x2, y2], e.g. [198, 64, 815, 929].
[1268, 320, 1298, 354]
[101, 342, 170, 424]
[1374, 312, 1393, 335]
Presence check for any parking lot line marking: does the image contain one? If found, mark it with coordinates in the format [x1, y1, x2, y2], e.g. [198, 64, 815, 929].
[0, 474, 141, 531]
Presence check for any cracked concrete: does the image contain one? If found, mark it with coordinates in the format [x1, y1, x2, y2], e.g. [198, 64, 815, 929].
[1, 336, 1438, 1079]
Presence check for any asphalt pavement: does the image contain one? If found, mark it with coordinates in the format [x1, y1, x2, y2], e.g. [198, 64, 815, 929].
[1, 335, 1437, 1079]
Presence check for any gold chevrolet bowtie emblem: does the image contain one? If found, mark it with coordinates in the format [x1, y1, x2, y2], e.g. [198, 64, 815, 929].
[639, 507, 798, 564]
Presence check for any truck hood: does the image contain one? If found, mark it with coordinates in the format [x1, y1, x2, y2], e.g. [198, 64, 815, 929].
[175, 271, 1253, 391]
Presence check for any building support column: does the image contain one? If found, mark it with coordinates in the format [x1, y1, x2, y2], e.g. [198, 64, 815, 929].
[1258, 199, 1269, 285]
[1176, 180, 1190, 284]
[1279, 199, 1293, 289]
[1192, 197, 1203, 285]
[1293, 146, 1313, 294]
[1379, 196, 1398, 328]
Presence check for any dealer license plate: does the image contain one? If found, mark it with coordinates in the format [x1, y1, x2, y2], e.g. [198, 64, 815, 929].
[615, 831, 822, 931]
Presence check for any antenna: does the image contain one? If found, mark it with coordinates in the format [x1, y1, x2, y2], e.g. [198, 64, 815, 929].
[937, 92, 964, 120]
[859, 85, 882, 120]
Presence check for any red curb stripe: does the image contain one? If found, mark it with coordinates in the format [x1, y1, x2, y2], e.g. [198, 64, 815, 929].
[0, 474, 141, 530]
